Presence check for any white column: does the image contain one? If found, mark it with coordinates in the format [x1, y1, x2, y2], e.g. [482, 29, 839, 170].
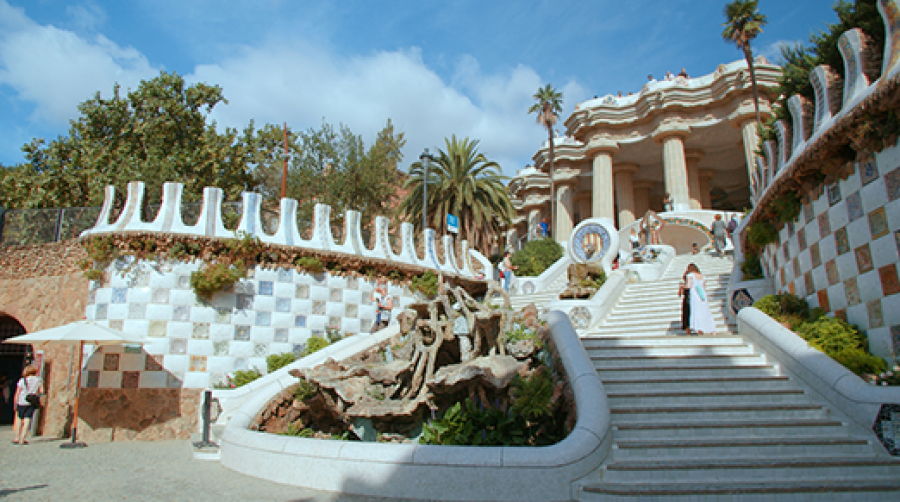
[685, 149, 704, 210]
[613, 163, 640, 228]
[527, 208, 541, 240]
[699, 169, 716, 209]
[739, 119, 760, 193]
[632, 180, 653, 219]
[653, 123, 692, 212]
[556, 183, 575, 241]
[585, 137, 619, 222]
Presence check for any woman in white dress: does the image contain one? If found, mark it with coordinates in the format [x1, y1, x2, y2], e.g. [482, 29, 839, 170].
[686, 263, 716, 335]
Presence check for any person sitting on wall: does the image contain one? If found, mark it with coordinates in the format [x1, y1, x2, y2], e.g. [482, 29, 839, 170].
[370, 280, 393, 334]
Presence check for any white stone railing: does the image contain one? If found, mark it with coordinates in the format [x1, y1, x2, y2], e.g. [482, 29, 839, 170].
[81, 181, 489, 279]
[751, 0, 900, 204]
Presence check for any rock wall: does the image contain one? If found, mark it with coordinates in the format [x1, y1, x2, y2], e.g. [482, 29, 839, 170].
[76, 388, 201, 442]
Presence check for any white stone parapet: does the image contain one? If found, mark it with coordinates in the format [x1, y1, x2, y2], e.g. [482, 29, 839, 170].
[81, 181, 485, 280]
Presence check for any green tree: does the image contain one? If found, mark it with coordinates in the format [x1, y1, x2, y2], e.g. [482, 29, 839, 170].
[722, 0, 768, 124]
[528, 84, 563, 238]
[400, 135, 513, 252]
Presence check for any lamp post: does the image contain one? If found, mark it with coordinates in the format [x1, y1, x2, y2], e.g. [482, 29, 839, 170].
[419, 148, 435, 232]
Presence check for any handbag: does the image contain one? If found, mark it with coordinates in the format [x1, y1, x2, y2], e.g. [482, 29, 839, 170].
[26, 393, 41, 408]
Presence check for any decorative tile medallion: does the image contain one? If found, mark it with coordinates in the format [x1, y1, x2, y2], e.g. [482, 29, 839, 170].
[569, 307, 592, 330]
[523, 281, 536, 295]
[827, 183, 842, 206]
[869, 206, 889, 239]
[329, 288, 343, 302]
[810, 242, 822, 269]
[275, 297, 292, 313]
[151, 288, 170, 304]
[128, 303, 146, 319]
[258, 281, 274, 296]
[192, 323, 210, 339]
[844, 277, 861, 306]
[731, 288, 754, 314]
[173, 305, 191, 321]
[189, 355, 207, 372]
[122, 371, 140, 389]
[328, 316, 341, 329]
[274, 328, 289, 343]
[868, 299, 884, 328]
[886, 167, 900, 202]
[312, 301, 326, 315]
[855, 244, 874, 274]
[109, 320, 124, 331]
[880, 264, 900, 296]
[277, 268, 293, 283]
[253, 343, 268, 357]
[860, 156, 879, 185]
[256, 311, 271, 327]
[148, 320, 167, 338]
[826, 259, 840, 286]
[873, 404, 900, 456]
[345, 304, 358, 318]
[213, 340, 229, 356]
[846, 191, 864, 222]
[835, 227, 850, 255]
[292, 343, 306, 355]
[176, 274, 191, 289]
[294, 315, 307, 328]
[234, 325, 251, 341]
[295, 284, 309, 299]
[103, 353, 120, 371]
[818, 212, 831, 238]
[111, 288, 127, 304]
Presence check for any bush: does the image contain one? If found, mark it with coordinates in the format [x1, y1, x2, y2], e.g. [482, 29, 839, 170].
[747, 220, 777, 248]
[266, 352, 297, 373]
[190, 260, 247, 300]
[292, 378, 319, 402]
[294, 256, 324, 274]
[302, 336, 330, 357]
[410, 271, 438, 298]
[511, 238, 564, 277]
[754, 294, 809, 320]
[771, 191, 802, 224]
[502, 325, 543, 350]
[229, 368, 262, 388]
[741, 251, 764, 280]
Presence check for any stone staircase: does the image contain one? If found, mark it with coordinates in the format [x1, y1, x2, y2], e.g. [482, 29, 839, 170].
[507, 269, 568, 311]
[576, 253, 900, 500]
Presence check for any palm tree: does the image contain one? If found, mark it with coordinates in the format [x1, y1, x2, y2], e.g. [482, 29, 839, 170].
[722, 0, 768, 124]
[400, 135, 514, 253]
[529, 84, 563, 238]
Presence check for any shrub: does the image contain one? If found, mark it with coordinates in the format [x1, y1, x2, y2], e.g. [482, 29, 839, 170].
[747, 220, 777, 248]
[294, 256, 324, 274]
[410, 271, 438, 298]
[325, 326, 343, 343]
[502, 325, 543, 350]
[292, 378, 319, 402]
[302, 336, 330, 357]
[741, 250, 764, 280]
[754, 294, 809, 320]
[229, 368, 262, 387]
[190, 260, 247, 300]
[771, 191, 802, 224]
[511, 238, 564, 277]
[266, 352, 297, 373]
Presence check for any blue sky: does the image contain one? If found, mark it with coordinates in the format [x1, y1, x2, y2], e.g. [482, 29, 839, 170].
[0, 0, 842, 178]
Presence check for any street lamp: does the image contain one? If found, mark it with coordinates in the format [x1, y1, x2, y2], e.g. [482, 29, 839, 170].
[419, 148, 435, 232]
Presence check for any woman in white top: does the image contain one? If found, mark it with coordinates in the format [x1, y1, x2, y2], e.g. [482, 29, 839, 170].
[13, 364, 44, 445]
[686, 263, 716, 335]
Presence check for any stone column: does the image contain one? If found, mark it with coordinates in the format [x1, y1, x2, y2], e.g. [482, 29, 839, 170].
[613, 163, 640, 228]
[632, 180, 654, 219]
[556, 183, 576, 240]
[527, 208, 541, 240]
[739, 119, 761, 192]
[685, 149, 704, 209]
[699, 169, 716, 209]
[652, 122, 692, 211]
[585, 137, 619, 222]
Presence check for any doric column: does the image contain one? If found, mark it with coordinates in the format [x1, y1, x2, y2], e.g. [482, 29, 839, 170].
[652, 122, 692, 211]
[585, 137, 619, 222]
[632, 180, 654, 219]
[613, 163, 640, 228]
[527, 208, 541, 240]
[699, 169, 717, 209]
[685, 149, 704, 209]
[556, 182, 576, 241]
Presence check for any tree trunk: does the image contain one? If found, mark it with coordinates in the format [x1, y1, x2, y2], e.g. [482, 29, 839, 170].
[744, 45, 762, 125]
[547, 125, 555, 241]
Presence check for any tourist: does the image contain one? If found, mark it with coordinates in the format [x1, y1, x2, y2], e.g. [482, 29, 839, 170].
[539, 216, 549, 238]
[13, 365, 43, 445]
[726, 214, 739, 239]
[691, 243, 700, 255]
[500, 251, 517, 293]
[711, 213, 727, 256]
[629, 229, 640, 249]
[686, 264, 716, 336]
[678, 268, 691, 333]
[678, 68, 689, 78]
[663, 193, 674, 212]
[665, 71, 674, 80]
[370, 280, 393, 333]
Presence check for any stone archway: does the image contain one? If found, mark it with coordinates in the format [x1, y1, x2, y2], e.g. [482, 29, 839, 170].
[0, 315, 27, 424]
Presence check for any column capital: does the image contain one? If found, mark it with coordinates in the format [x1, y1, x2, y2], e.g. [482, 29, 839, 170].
[613, 162, 640, 175]
[651, 121, 691, 143]
[584, 136, 619, 157]
[552, 167, 581, 184]
[727, 99, 773, 127]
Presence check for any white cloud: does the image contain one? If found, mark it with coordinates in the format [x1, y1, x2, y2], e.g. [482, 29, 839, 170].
[0, 1, 158, 125]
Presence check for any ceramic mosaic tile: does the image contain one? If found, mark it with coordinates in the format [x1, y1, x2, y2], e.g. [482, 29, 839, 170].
[275, 297, 291, 313]
[810, 242, 822, 269]
[826, 259, 839, 286]
[347, 277, 359, 290]
[112, 287, 127, 304]
[880, 264, 900, 296]
[328, 316, 341, 329]
[190, 355, 207, 372]
[213, 340, 229, 356]
[835, 227, 850, 255]
[274, 328, 289, 343]
[855, 244, 874, 274]
[253, 343, 268, 357]
[568, 306, 592, 330]
[345, 304, 358, 318]
[128, 303, 146, 319]
[804, 272, 815, 297]
[256, 311, 271, 326]
[798, 228, 807, 251]
[277, 268, 293, 282]
[846, 191, 864, 222]
[886, 167, 900, 201]
[234, 325, 251, 341]
[312, 301, 326, 315]
[173, 305, 191, 321]
[296, 284, 309, 299]
[329, 288, 343, 302]
[817, 289, 830, 312]
[192, 322, 210, 339]
[109, 319, 124, 331]
[860, 156, 879, 185]
[893, 325, 900, 358]
[145, 355, 163, 371]
[215, 307, 232, 323]
[869, 206, 889, 239]
[818, 212, 831, 238]
[167, 372, 182, 388]
[104, 353, 120, 371]
[844, 277, 861, 306]
[122, 371, 140, 389]
[259, 281, 274, 296]
[148, 320, 167, 338]
[294, 315, 307, 327]
[827, 183, 842, 206]
[170, 338, 188, 354]
[124, 344, 141, 354]
[868, 299, 885, 328]
[792, 257, 800, 278]
[176, 274, 191, 289]
[152, 288, 169, 304]
[803, 202, 814, 223]
[788, 281, 796, 295]
[236, 294, 253, 310]
[86, 370, 99, 388]
[292, 343, 306, 355]
[834, 309, 847, 321]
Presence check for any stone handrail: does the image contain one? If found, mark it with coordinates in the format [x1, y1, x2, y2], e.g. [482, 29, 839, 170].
[81, 181, 478, 279]
[738, 307, 900, 436]
[218, 310, 611, 501]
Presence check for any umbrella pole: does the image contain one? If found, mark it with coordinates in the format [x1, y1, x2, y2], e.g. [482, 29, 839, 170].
[60, 341, 87, 449]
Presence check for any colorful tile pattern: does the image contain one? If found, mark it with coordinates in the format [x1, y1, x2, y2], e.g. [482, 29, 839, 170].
[880, 264, 900, 296]
[886, 167, 900, 201]
[818, 212, 831, 238]
[846, 191, 864, 222]
[860, 156, 879, 186]
[869, 206, 889, 239]
[827, 183, 842, 206]
[835, 227, 850, 255]
[855, 244, 874, 274]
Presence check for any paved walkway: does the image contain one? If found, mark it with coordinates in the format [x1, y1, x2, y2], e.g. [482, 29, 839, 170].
[0, 426, 398, 501]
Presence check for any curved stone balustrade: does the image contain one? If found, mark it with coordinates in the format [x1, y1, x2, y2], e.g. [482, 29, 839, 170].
[754, 0, 900, 203]
[81, 181, 484, 279]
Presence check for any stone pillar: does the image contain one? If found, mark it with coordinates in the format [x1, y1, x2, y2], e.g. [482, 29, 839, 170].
[652, 122, 692, 211]
[699, 169, 716, 209]
[685, 149, 704, 209]
[613, 163, 640, 228]
[739, 119, 760, 191]
[556, 183, 576, 240]
[585, 137, 619, 221]
[527, 208, 541, 240]
[632, 180, 653, 219]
